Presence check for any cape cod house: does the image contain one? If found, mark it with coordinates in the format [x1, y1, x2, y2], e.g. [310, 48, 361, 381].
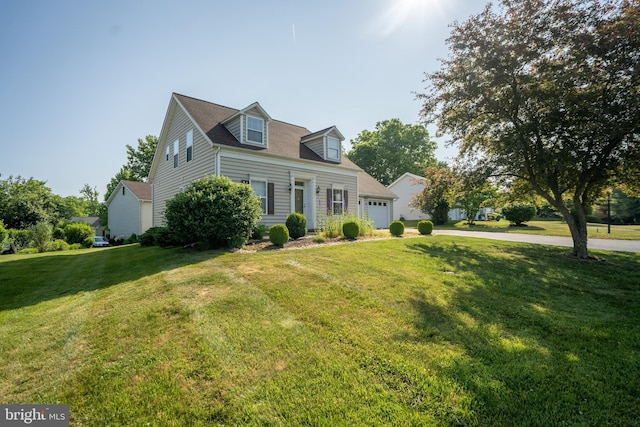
[148, 93, 396, 230]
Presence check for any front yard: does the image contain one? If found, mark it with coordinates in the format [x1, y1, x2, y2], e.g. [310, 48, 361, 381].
[1, 237, 638, 425]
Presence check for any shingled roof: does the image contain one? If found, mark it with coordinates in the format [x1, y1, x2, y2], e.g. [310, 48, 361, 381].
[174, 93, 361, 167]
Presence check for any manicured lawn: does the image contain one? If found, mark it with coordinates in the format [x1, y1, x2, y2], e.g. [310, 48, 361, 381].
[1, 239, 639, 425]
[403, 219, 640, 240]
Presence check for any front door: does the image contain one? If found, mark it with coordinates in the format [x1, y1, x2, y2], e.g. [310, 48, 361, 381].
[295, 188, 304, 214]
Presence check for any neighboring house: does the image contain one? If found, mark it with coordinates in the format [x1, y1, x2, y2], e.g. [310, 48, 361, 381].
[148, 93, 396, 230]
[388, 172, 494, 222]
[388, 172, 431, 221]
[106, 180, 152, 239]
[69, 216, 102, 236]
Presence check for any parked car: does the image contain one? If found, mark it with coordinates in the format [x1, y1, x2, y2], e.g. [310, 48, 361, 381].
[93, 236, 110, 247]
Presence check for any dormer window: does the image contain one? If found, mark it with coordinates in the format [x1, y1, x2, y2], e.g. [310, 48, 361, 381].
[247, 116, 264, 144]
[327, 136, 340, 160]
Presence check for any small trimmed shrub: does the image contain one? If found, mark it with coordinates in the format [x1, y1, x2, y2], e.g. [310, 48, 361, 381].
[312, 235, 326, 244]
[286, 213, 307, 239]
[18, 248, 39, 255]
[417, 220, 434, 235]
[269, 224, 289, 246]
[251, 224, 268, 240]
[125, 233, 138, 244]
[342, 221, 360, 239]
[389, 221, 405, 237]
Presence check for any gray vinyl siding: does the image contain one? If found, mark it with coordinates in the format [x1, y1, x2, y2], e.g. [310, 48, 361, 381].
[108, 187, 144, 238]
[152, 104, 216, 226]
[225, 117, 241, 142]
[303, 137, 324, 159]
[220, 154, 357, 228]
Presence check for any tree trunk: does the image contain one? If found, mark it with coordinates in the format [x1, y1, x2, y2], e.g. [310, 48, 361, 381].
[557, 204, 590, 259]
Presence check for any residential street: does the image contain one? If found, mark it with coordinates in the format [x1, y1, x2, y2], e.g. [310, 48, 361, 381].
[433, 230, 640, 253]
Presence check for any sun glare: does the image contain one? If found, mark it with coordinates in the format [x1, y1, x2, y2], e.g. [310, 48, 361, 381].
[378, 0, 441, 37]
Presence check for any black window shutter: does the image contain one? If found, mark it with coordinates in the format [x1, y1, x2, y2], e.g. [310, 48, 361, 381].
[344, 190, 348, 211]
[327, 188, 333, 215]
[267, 182, 275, 215]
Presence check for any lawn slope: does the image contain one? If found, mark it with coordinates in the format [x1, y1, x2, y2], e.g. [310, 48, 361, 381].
[1, 238, 639, 426]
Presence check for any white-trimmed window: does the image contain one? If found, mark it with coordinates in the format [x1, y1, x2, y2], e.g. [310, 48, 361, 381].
[327, 136, 340, 160]
[247, 116, 264, 144]
[332, 188, 344, 214]
[165, 146, 170, 161]
[173, 140, 179, 168]
[186, 130, 193, 162]
[251, 179, 267, 213]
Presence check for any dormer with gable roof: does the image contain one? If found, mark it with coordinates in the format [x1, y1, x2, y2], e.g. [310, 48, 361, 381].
[221, 102, 272, 148]
[301, 126, 345, 163]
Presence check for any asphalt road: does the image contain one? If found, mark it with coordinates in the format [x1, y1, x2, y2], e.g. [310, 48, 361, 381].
[432, 229, 640, 253]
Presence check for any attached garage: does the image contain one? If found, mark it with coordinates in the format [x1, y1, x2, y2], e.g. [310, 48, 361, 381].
[367, 199, 391, 229]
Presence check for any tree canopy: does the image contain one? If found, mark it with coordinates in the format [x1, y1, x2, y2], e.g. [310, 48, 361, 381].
[104, 135, 158, 201]
[347, 119, 437, 186]
[419, 0, 640, 258]
[0, 176, 60, 229]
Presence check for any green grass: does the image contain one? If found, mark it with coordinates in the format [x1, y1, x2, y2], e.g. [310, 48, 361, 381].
[403, 219, 640, 240]
[1, 239, 639, 425]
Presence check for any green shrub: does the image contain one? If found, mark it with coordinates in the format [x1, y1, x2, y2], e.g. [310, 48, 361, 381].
[317, 214, 374, 238]
[82, 236, 94, 248]
[342, 221, 360, 239]
[0, 220, 6, 243]
[30, 222, 52, 252]
[51, 239, 70, 251]
[164, 176, 262, 249]
[64, 222, 95, 245]
[269, 224, 289, 246]
[389, 221, 405, 237]
[125, 233, 138, 244]
[312, 235, 326, 244]
[139, 227, 163, 246]
[69, 243, 82, 250]
[18, 248, 39, 255]
[286, 213, 307, 239]
[156, 228, 179, 248]
[251, 224, 268, 240]
[8, 229, 30, 250]
[52, 226, 66, 241]
[417, 220, 434, 235]
[502, 204, 537, 225]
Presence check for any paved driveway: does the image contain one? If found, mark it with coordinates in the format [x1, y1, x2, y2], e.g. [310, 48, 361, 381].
[432, 230, 640, 253]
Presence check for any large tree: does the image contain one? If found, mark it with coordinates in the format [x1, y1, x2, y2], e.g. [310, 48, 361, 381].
[104, 135, 158, 200]
[347, 119, 437, 186]
[419, 0, 640, 258]
[410, 164, 456, 225]
[0, 176, 61, 229]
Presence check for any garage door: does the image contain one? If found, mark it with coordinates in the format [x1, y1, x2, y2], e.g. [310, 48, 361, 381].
[368, 200, 389, 229]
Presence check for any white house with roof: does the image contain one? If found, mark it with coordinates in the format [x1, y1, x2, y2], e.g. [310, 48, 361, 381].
[147, 93, 396, 230]
[106, 180, 152, 239]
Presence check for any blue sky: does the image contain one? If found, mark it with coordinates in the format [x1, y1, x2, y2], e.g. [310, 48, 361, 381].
[0, 0, 489, 198]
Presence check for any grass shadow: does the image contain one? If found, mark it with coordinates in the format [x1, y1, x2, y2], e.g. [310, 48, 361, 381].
[402, 240, 640, 424]
[0, 244, 224, 312]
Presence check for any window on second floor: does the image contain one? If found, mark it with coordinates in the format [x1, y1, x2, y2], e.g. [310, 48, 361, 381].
[327, 136, 340, 160]
[247, 116, 264, 144]
[186, 130, 193, 162]
[173, 140, 179, 168]
[165, 146, 169, 161]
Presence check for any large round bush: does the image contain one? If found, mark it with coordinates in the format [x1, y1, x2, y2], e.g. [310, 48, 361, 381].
[389, 221, 405, 236]
[164, 176, 263, 248]
[286, 213, 307, 239]
[269, 224, 289, 246]
[342, 220, 360, 239]
[417, 220, 434, 235]
[502, 204, 536, 226]
[64, 222, 95, 245]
